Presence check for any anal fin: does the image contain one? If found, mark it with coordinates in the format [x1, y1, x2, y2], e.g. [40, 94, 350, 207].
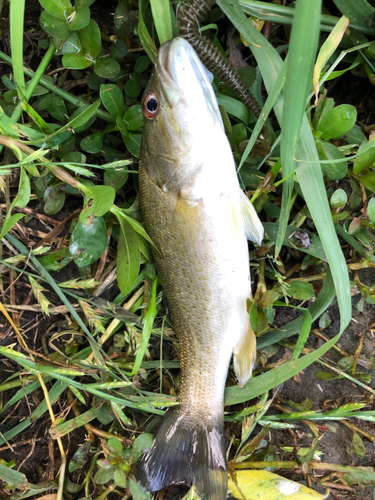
[233, 322, 256, 386]
[239, 189, 264, 246]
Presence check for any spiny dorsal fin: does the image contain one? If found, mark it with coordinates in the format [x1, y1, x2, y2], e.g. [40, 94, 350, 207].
[239, 189, 264, 246]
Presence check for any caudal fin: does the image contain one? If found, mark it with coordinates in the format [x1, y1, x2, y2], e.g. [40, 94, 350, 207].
[137, 407, 227, 499]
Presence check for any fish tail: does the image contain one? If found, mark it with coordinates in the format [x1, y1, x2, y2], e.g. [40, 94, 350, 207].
[137, 407, 227, 500]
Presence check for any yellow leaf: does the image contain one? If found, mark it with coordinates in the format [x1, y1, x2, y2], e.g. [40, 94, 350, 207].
[312, 15, 349, 105]
[228, 470, 329, 500]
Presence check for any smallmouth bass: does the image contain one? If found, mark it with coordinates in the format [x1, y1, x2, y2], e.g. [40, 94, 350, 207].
[137, 37, 264, 500]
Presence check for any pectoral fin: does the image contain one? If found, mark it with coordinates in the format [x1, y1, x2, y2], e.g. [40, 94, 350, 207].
[239, 189, 264, 246]
[233, 322, 256, 386]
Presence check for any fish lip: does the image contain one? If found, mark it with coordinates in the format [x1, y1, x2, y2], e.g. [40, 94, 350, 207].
[156, 40, 182, 106]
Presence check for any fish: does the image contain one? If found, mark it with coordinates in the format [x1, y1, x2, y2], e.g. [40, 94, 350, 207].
[137, 37, 264, 500]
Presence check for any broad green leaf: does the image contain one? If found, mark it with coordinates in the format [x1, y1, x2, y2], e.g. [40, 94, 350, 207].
[228, 470, 328, 499]
[110, 39, 128, 60]
[368, 197, 375, 224]
[94, 466, 116, 485]
[80, 19, 101, 58]
[81, 132, 103, 154]
[122, 129, 142, 158]
[40, 10, 70, 39]
[129, 433, 153, 464]
[69, 442, 91, 473]
[39, 0, 72, 20]
[69, 217, 108, 267]
[68, 6, 90, 31]
[95, 58, 121, 79]
[100, 84, 126, 118]
[114, 468, 127, 488]
[351, 432, 366, 458]
[353, 139, 375, 175]
[257, 290, 280, 309]
[150, 0, 173, 44]
[250, 304, 268, 335]
[0, 213, 25, 239]
[316, 141, 347, 180]
[330, 188, 348, 210]
[358, 169, 375, 192]
[62, 53, 93, 69]
[125, 77, 141, 98]
[80, 185, 116, 219]
[104, 169, 128, 190]
[47, 95, 68, 121]
[316, 104, 357, 140]
[116, 218, 140, 297]
[123, 105, 143, 131]
[134, 55, 150, 74]
[312, 96, 334, 131]
[288, 281, 314, 301]
[127, 476, 151, 500]
[44, 185, 66, 214]
[277, 0, 321, 258]
[114, 0, 129, 29]
[12, 167, 31, 209]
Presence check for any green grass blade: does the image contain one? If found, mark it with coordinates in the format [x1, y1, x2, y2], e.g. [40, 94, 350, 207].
[138, 0, 158, 62]
[263, 222, 327, 262]
[257, 267, 336, 349]
[239, 64, 286, 171]
[335, 223, 375, 262]
[332, 0, 375, 29]
[10, 0, 26, 99]
[217, 0, 351, 335]
[239, 0, 375, 35]
[296, 122, 351, 333]
[0, 381, 66, 446]
[225, 333, 340, 405]
[292, 309, 312, 361]
[276, 0, 321, 258]
[150, 0, 173, 44]
[132, 277, 158, 375]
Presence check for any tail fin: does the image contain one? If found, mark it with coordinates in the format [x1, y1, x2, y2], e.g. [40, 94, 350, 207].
[137, 407, 227, 500]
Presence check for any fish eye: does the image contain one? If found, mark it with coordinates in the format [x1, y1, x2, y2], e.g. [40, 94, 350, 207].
[143, 93, 159, 119]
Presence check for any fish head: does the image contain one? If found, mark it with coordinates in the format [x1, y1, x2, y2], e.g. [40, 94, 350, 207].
[140, 37, 224, 192]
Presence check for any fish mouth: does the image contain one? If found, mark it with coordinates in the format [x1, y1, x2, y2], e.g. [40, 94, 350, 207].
[157, 37, 219, 118]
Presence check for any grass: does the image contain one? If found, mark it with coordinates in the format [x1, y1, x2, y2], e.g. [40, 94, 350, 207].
[0, 0, 374, 499]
